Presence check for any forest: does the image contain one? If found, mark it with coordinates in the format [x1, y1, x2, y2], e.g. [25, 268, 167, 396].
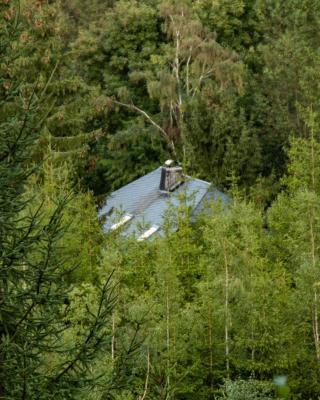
[1, 0, 320, 398]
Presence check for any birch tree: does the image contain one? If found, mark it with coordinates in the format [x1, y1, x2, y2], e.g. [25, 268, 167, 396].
[147, 0, 244, 161]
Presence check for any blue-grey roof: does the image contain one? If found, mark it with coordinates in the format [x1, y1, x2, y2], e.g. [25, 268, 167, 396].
[99, 167, 229, 238]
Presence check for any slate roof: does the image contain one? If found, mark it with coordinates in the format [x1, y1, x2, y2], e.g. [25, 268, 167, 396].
[99, 166, 229, 238]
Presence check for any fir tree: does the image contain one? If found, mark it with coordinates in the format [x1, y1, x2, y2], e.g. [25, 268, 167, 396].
[0, 6, 121, 398]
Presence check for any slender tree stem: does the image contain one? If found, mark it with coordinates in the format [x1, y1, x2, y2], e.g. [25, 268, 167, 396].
[111, 314, 115, 361]
[223, 240, 230, 378]
[166, 284, 170, 399]
[139, 349, 150, 400]
[309, 115, 320, 362]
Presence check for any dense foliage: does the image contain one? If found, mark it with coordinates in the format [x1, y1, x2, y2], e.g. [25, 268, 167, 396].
[2, 0, 320, 398]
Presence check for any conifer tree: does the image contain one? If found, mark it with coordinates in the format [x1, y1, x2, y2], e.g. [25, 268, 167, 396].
[0, 5, 120, 398]
[10, 0, 104, 168]
[25, 160, 104, 283]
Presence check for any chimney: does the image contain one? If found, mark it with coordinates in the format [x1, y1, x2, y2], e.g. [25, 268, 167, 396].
[159, 160, 184, 192]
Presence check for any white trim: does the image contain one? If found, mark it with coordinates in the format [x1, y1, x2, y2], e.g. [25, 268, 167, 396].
[110, 214, 133, 231]
[137, 225, 160, 241]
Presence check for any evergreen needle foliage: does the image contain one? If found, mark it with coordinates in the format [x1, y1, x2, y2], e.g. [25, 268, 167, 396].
[3, 0, 320, 398]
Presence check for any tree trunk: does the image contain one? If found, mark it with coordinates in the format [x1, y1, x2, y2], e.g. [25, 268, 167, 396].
[223, 240, 230, 378]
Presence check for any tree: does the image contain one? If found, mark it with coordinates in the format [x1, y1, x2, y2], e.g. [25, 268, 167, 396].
[193, 194, 294, 397]
[72, 0, 167, 194]
[223, 379, 277, 400]
[25, 160, 104, 284]
[268, 128, 320, 396]
[0, 5, 122, 398]
[105, 0, 261, 189]
[245, 0, 320, 179]
[145, 0, 244, 162]
[8, 0, 105, 171]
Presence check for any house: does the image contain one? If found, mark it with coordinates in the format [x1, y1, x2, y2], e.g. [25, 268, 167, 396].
[99, 160, 229, 240]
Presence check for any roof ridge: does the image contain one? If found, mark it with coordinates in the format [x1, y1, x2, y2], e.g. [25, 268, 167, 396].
[184, 175, 211, 186]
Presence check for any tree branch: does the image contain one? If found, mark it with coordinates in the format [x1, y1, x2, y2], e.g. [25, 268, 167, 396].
[110, 98, 177, 157]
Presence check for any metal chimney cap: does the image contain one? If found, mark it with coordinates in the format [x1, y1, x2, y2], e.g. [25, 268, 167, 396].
[164, 159, 175, 167]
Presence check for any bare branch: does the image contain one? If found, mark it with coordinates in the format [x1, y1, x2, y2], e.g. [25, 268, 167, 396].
[110, 98, 177, 156]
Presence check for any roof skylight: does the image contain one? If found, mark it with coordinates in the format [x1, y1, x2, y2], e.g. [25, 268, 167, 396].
[137, 225, 160, 241]
[110, 214, 133, 231]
